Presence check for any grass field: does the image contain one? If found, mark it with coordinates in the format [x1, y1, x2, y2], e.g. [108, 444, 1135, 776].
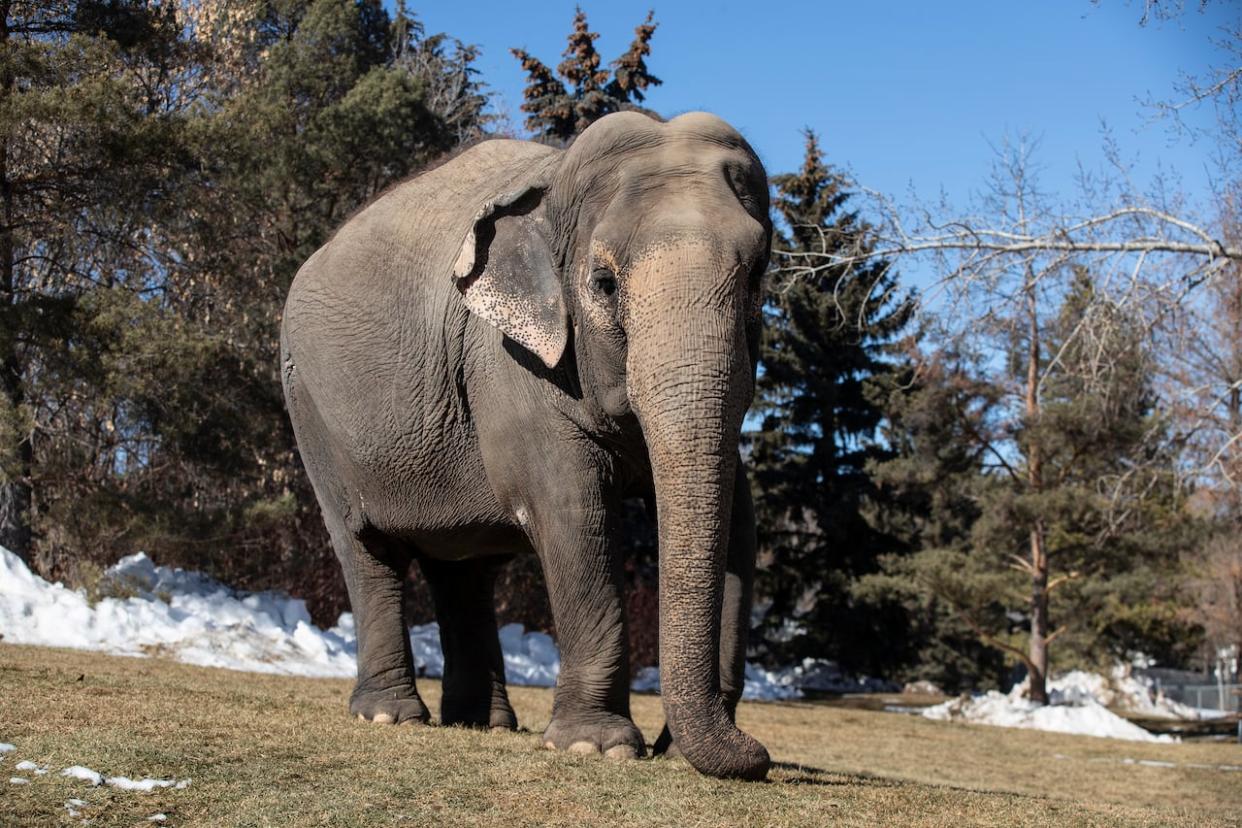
[1, 644, 1239, 827]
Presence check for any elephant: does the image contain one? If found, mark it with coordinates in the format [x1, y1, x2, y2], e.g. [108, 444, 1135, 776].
[280, 110, 772, 780]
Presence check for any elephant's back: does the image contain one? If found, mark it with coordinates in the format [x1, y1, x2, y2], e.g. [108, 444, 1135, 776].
[287, 139, 559, 334]
[284, 138, 558, 396]
[281, 140, 559, 532]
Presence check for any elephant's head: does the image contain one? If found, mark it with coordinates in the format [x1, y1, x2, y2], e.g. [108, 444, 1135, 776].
[454, 111, 772, 780]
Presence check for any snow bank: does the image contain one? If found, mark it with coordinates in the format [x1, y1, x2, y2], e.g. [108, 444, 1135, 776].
[631, 658, 896, 701]
[922, 673, 1179, 743]
[0, 546, 356, 677]
[0, 546, 568, 685]
[1043, 668, 1217, 720]
[0, 545, 828, 700]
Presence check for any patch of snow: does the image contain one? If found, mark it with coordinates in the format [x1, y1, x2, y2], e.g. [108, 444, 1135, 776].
[499, 623, 559, 686]
[148, 815, 168, 823]
[1040, 667, 1211, 721]
[10, 777, 28, 784]
[65, 799, 87, 817]
[105, 775, 187, 792]
[922, 684, 1175, 743]
[631, 666, 660, 693]
[0, 545, 820, 699]
[61, 765, 103, 785]
[15, 760, 46, 775]
[0, 743, 14, 754]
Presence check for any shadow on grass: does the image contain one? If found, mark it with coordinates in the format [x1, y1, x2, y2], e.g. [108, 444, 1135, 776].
[772, 761, 905, 788]
[770, 761, 1046, 803]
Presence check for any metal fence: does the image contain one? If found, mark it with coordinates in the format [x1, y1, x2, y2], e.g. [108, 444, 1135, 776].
[1157, 682, 1242, 713]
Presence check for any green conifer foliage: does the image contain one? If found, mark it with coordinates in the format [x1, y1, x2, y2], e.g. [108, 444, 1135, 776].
[511, 8, 661, 143]
[865, 270, 1201, 690]
[748, 131, 916, 674]
[1, 0, 489, 622]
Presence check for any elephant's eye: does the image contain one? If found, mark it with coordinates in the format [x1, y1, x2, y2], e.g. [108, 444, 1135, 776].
[590, 267, 618, 299]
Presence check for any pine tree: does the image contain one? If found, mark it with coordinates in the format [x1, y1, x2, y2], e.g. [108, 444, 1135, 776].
[867, 270, 1201, 692]
[748, 131, 916, 674]
[0, 0, 189, 565]
[511, 8, 661, 143]
[1, 0, 490, 623]
[857, 347, 1011, 689]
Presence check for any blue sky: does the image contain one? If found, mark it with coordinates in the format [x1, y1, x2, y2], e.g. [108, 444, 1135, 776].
[414, 0, 1228, 208]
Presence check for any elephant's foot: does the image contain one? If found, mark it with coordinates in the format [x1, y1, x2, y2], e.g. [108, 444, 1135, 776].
[543, 711, 646, 760]
[441, 683, 518, 731]
[349, 685, 430, 725]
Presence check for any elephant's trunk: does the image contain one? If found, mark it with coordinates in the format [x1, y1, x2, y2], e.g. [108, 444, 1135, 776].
[625, 241, 770, 781]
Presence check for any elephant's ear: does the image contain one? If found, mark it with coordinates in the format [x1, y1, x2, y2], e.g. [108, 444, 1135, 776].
[452, 185, 567, 369]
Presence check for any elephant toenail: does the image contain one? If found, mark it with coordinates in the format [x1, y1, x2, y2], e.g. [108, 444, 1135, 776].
[567, 741, 599, 755]
[372, 712, 395, 724]
[604, 745, 638, 761]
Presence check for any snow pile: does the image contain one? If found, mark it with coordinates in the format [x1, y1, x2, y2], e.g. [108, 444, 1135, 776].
[631, 662, 804, 700]
[0, 545, 839, 701]
[0, 546, 566, 685]
[0, 547, 356, 677]
[499, 623, 560, 687]
[1005, 668, 1219, 720]
[631, 658, 897, 701]
[1045, 667, 1217, 720]
[787, 658, 899, 694]
[922, 674, 1178, 743]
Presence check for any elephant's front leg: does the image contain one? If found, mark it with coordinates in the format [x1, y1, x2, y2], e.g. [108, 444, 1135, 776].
[530, 491, 645, 760]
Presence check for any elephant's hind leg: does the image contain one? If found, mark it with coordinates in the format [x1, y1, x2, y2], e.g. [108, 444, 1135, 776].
[285, 370, 428, 725]
[330, 518, 430, 725]
[420, 556, 517, 730]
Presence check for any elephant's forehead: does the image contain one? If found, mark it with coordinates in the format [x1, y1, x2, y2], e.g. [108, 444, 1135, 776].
[569, 118, 760, 176]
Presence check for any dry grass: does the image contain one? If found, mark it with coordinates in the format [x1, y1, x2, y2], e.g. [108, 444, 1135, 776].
[1, 643, 1239, 827]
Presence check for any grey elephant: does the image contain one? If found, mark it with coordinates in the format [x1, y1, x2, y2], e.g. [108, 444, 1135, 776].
[280, 111, 772, 780]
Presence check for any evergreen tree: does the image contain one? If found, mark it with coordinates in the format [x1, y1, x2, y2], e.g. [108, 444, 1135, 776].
[139, 0, 482, 615]
[857, 346, 1011, 690]
[511, 8, 660, 143]
[1, 0, 489, 623]
[748, 131, 916, 674]
[866, 270, 1201, 691]
[0, 0, 190, 566]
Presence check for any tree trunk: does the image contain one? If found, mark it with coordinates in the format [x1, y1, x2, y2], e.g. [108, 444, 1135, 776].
[1027, 522, 1049, 704]
[1025, 273, 1050, 705]
[0, 1, 32, 563]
